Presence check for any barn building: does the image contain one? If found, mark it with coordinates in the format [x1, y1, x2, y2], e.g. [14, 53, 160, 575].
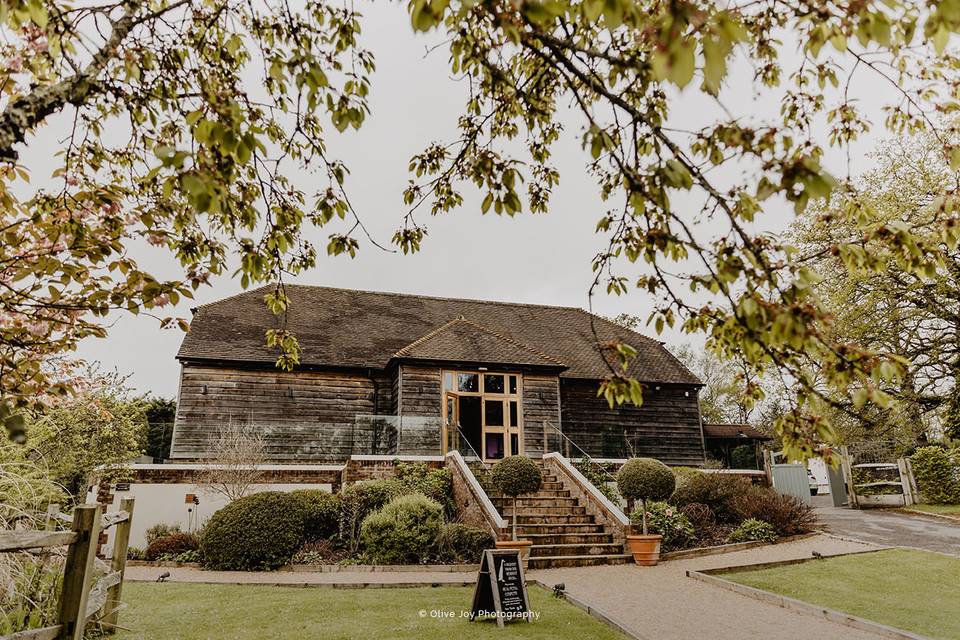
[170, 285, 706, 466]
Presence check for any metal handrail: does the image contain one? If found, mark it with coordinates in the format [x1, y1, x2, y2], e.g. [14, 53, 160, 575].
[543, 421, 618, 483]
[450, 425, 490, 470]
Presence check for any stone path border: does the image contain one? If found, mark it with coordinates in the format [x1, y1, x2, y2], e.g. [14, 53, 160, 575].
[687, 571, 931, 640]
[687, 552, 932, 640]
[529, 579, 643, 640]
[900, 508, 960, 524]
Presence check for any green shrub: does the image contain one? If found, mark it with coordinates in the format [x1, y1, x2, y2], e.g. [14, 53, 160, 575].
[338, 478, 405, 553]
[200, 491, 306, 571]
[292, 489, 341, 541]
[573, 459, 620, 503]
[360, 493, 443, 564]
[126, 546, 145, 561]
[395, 462, 456, 517]
[732, 488, 818, 536]
[672, 466, 705, 489]
[145, 532, 199, 561]
[617, 458, 676, 503]
[730, 445, 758, 469]
[617, 458, 675, 534]
[145, 523, 181, 546]
[910, 447, 960, 504]
[491, 456, 542, 541]
[631, 502, 695, 551]
[728, 518, 777, 544]
[436, 523, 495, 563]
[669, 472, 753, 523]
[490, 455, 542, 497]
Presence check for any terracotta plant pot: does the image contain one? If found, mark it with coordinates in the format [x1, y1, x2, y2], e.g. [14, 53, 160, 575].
[495, 539, 533, 567]
[626, 534, 663, 566]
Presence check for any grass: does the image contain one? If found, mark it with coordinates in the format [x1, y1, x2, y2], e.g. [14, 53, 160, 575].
[908, 503, 960, 516]
[113, 582, 629, 640]
[723, 549, 960, 640]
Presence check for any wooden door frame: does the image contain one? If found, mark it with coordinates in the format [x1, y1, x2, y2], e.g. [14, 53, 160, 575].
[441, 369, 523, 462]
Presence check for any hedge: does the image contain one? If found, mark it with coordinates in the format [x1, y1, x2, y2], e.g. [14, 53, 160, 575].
[360, 493, 443, 564]
[910, 446, 960, 504]
[200, 491, 306, 571]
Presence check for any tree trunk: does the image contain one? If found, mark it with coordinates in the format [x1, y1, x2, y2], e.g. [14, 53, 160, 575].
[641, 498, 648, 535]
[512, 495, 518, 541]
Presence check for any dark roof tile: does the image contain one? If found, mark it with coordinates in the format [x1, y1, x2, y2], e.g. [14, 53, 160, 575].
[177, 285, 701, 384]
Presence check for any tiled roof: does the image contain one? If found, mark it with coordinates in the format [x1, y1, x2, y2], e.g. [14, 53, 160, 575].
[394, 318, 565, 368]
[702, 423, 771, 440]
[177, 285, 701, 383]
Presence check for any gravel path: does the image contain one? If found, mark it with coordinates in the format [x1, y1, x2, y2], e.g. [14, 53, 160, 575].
[528, 534, 885, 640]
[816, 506, 960, 556]
[124, 565, 475, 587]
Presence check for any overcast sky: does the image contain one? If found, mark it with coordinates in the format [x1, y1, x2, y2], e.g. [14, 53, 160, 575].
[39, 1, 897, 399]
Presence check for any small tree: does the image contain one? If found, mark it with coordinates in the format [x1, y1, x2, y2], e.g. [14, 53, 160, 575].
[490, 456, 542, 541]
[197, 422, 266, 501]
[617, 458, 676, 535]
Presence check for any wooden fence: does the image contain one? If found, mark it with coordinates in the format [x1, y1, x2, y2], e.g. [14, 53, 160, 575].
[0, 498, 135, 640]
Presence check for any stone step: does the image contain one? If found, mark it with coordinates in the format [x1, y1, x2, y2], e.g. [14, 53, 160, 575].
[523, 532, 615, 545]
[491, 496, 580, 508]
[489, 489, 571, 499]
[540, 481, 564, 490]
[515, 513, 595, 525]
[530, 542, 625, 558]
[515, 523, 606, 534]
[527, 554, 633, 570]
[500, 505, 587, 517]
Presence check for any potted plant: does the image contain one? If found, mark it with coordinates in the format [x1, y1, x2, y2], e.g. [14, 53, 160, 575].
[616, 457, 676, 566]
[490, 455, 542, 562]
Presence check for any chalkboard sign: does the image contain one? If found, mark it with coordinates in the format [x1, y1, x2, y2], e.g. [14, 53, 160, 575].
[470, 549, 531, 627]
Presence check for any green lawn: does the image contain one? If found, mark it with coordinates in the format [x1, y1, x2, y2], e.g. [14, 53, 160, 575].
[724, 549, 960, 640]
[908, 503, 960, 516]
[114, 582, 629, 640]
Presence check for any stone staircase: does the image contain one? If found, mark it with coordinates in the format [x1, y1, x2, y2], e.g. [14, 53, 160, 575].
[490, 465, 631, 569]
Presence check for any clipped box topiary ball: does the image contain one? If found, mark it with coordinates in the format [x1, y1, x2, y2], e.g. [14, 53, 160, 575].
[491, 455, 542, 497]
[617, 457, 676, 503]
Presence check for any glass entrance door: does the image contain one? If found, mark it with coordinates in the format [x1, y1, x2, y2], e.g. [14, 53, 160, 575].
[441, 370, 522, 463]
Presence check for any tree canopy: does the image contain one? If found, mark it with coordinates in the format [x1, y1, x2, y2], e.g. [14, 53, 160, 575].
[6, 0, 960, 459]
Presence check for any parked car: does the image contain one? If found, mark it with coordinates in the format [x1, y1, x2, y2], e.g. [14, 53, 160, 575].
[807, 469, 819, 496]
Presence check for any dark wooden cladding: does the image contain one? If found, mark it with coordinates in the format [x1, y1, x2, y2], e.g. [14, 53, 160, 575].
[171, 362, 705, 465]
[559, 379, 705, 466]
[172, 365, 393, 461]
[397, 365, 442, 417]
[521, 374, 561, 456]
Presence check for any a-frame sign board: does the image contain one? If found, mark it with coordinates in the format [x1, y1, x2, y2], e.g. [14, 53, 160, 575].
[470, 549, 531, 627]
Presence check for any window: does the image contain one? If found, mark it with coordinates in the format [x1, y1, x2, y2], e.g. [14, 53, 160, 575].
[485, 400, 504, 426]
[484, 374, 505, 394]
[509, 375, 518, 394]
[509, 401, 518, 427]
[486, 433, 505, 460]
[457, 373, 479, 393]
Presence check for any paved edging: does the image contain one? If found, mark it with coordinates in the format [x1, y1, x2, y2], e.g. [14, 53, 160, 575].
[530, 579, 646, 640]
[687, 562, 931, 640]
[127, 561, 479, 572]
[661, 532, 818, 561]
[900, 508, 960, 524]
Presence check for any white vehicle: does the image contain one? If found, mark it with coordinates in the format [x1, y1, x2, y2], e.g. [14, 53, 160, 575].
[807, 469, 819, 496]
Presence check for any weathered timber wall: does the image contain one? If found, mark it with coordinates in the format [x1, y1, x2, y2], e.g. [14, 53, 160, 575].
[171, 365, 393, 461]
[396, 365, 443, 455]
[559, 380, 705, 466]
[521, 374, 562, 456]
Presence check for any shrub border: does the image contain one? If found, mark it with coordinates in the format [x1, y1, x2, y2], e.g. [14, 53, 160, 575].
[686, 548, 930, 640]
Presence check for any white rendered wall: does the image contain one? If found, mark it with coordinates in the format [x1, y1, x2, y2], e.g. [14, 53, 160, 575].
[87, 481, 332, 556]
